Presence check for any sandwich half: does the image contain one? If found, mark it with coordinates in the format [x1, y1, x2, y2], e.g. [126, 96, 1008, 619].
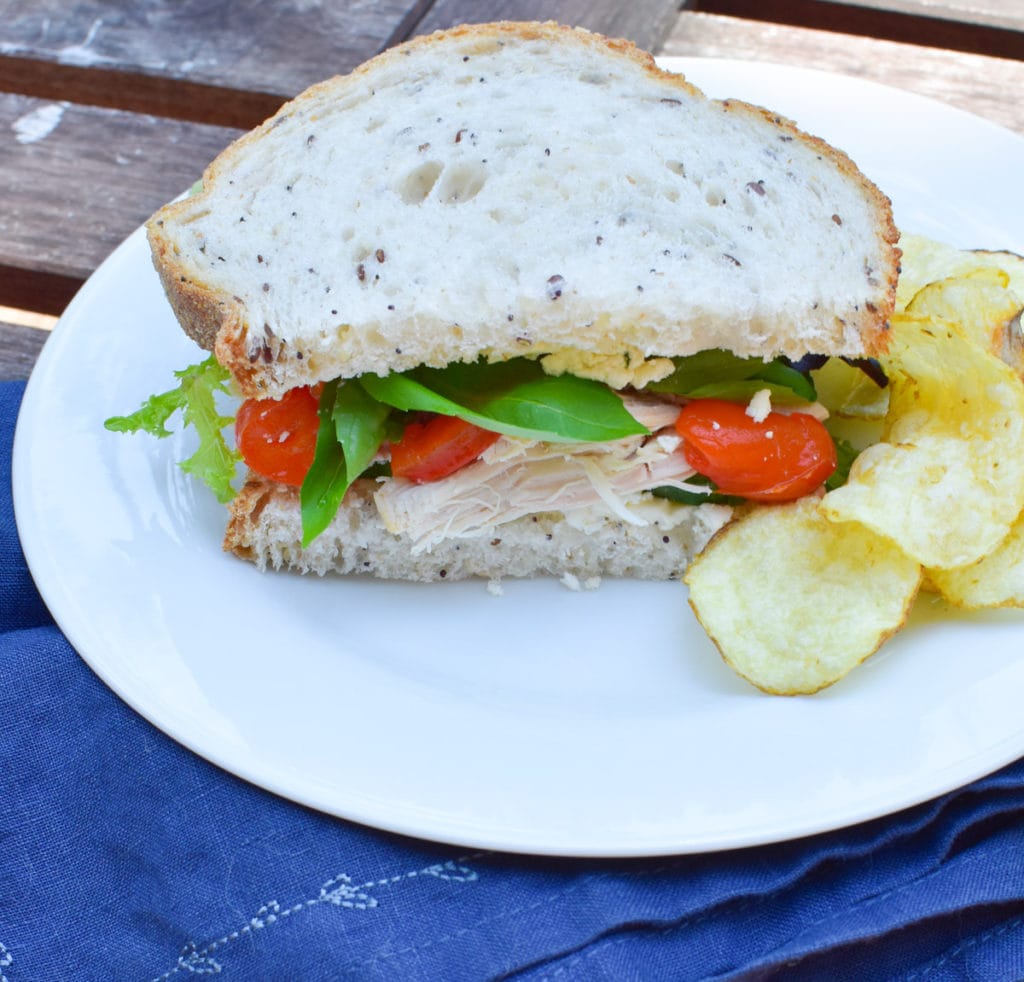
[142, 21, 900, 581]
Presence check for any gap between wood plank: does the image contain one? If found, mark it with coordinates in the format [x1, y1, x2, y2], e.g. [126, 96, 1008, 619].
[2, 266, 82, 317]
[0, 56, 287, 130]
[694, 0, 1024, 60]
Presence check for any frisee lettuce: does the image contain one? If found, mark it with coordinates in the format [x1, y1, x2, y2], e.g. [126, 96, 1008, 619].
[103, 356, 240, 503]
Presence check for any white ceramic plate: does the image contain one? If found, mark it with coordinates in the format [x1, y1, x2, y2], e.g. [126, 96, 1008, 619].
[14, 60, 1024, 857]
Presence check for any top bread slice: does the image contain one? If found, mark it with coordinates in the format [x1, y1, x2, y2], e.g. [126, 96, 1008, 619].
[148, 21, 899, 399]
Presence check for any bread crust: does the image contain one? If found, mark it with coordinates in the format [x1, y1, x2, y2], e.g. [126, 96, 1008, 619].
[147, 21, 899, 399]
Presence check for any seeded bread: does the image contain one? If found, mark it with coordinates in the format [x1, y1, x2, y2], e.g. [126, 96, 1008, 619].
[148, 21, 899, 400]
[224, 476, 734, 581]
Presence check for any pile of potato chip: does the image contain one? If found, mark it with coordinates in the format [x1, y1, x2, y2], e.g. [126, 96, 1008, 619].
[685, 235, 1024, 694]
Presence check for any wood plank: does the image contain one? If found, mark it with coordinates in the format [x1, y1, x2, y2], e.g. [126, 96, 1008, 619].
[822, 0, 1024, 32]
[693, 0, 1024, 60]
[662, 11, 1024, 136]
[0, 0, 420, 127]
[0, 321, 49, 380]
[0, 58, 285, 131]
[410, 0, 684, 53]
[0, 94, 242, 312]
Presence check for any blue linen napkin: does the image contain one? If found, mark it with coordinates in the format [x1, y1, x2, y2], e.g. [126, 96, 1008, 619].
[3, 377, 1024, 982]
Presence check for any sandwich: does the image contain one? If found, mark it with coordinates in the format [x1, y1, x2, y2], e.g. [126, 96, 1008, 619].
[110, 21, 900, 585]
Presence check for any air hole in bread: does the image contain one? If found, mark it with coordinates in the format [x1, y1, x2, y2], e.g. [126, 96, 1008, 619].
[436, 162, 487, 204]
[665, 160, 685, 178]
[398, 160, 444, 204]
[704, 187, 727, 207]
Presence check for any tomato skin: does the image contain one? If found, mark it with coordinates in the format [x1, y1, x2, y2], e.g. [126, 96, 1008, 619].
[235, 386, 320, 486]
[391, 414, 501, 483]
[675, 399, 836, 502]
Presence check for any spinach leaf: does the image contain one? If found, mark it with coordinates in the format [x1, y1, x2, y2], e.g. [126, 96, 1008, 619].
[360, 358, 647, 442]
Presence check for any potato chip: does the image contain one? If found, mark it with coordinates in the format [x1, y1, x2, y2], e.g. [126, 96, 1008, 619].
[685, 499, 921, 695]
[905, 268, 1024, 374]
[897, 234, 1024, 311]
[928, 515, 1024, 609]
[822, 313, 1024, 569]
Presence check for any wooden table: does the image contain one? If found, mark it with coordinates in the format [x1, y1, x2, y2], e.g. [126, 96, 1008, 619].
[3, 0, 1022, 381]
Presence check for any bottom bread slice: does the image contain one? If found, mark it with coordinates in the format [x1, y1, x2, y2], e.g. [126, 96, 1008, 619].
[224, 476, 732, 582]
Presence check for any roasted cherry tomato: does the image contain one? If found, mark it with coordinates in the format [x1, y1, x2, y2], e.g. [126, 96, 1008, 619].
[675, 398, 836, 502]
[390, 414, 501, 483]
[235, 386, 320, 486]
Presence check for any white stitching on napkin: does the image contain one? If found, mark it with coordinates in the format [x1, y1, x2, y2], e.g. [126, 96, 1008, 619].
[900, 912, 1024, 981]
[150, 854, 484, 980]
[0, 941, 12, 982]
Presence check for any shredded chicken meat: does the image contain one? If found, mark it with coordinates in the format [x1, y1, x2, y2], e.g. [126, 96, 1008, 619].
[373, 393, 712, 552]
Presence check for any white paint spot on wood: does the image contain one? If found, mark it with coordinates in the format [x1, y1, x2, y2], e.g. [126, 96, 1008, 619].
[59, 17, 112, 67]
[12, 102, 67, 144]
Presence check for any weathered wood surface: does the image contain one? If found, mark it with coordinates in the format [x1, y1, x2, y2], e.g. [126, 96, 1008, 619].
[0, 93, 241, 314]
[824, 0, 1024, 31]
[0, 0, 422, 104]
[664, 10, 1024, 136]
[2, 0, 1022, 380]
[0, 0, 687, 128]
[694, 0, 1024, 59]
[412, 0, 684, 52]
[0, 321, 49, 381]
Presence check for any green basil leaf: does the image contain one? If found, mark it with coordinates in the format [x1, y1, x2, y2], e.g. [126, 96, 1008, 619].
[645, 350, 763, 395]
[360, 358, 648, 442]
[104, 356, 240, 503]
[300, 381, 348, 546]
[825, 436, 859, 491]
[481, 373, 648, 441]
[337, 381, 392, 481]
[299, 380, 392, 546]
[751, 360, 817, 402]
[647, 349, 817, 403]
[651, 479, 746, 507]
[682, 380, 812, 404]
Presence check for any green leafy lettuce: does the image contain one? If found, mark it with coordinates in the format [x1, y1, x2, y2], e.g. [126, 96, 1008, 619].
[105, 350, 853, 545]
[103, 356, 240, 503]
